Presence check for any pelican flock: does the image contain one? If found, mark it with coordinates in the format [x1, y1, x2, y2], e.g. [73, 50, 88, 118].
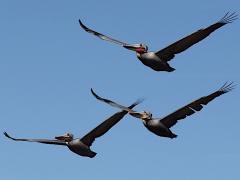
[4, 12, 237, 159]
[79, 12, 237, 72]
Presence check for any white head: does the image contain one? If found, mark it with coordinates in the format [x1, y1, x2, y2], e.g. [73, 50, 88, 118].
[142, 111, 152, 120]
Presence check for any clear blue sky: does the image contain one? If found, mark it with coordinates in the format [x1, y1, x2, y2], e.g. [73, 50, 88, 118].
[1, 0, 239, 179]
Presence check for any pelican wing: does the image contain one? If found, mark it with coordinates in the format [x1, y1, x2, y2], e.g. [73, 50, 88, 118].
[160, 82, 235, 128]
[91, 88, 139, 113]
[79, 19, 128, 46]
[4, 132, 67, 145]
[80, 101, 140, 147]
[156, 12, 238, 62]
[91, 89, 146, 119]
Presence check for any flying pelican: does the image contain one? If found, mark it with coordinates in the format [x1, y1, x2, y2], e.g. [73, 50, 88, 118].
[79, 12, 237, 72]
[4, 100, 141, 158]
[91, 82, 234, 138]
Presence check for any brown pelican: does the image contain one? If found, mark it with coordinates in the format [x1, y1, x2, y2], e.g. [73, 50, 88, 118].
[79, 12, 237, 72]
[91, 82, 234, 138]
[4, 100, 142, 158]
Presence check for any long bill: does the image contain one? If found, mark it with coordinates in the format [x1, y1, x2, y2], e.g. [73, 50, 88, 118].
[123, 44, 145, 52]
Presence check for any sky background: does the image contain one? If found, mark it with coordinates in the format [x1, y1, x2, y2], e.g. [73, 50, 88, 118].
[1, 0, 239, 179]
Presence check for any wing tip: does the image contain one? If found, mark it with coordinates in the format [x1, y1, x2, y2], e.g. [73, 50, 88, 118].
[91, 88, 101, 100]
[78, 19, 88, 30]
[129, 98, 144, 109]
[219, 81, 236, 93]
[219, 12, 238, 24]
[134, 98, 145, 106]
[3, 131, 12, 139]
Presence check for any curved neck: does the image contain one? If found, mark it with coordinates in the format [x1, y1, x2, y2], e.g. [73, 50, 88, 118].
[142, 119, 148, 126]
[136, 52, 143, 59]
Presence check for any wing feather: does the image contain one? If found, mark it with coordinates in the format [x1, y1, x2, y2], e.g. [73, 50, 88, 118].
[4, 132, 66, 145]
[160, 82, 235, 128]
[156, 12, 238, 62]
[91, 88, 146, 119]
[80, 101, 141, 147]
[91, 88, 142, 113]
[79, 19, 128, 46]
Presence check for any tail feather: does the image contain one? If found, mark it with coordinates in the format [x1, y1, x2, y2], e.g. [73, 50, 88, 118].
[89, 151, 97, 158]
[168, 67, 175, 72]
[170, 133, 177, 139]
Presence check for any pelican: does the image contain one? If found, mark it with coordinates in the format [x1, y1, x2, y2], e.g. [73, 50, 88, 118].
[79, 12, 237, 72]
[4, 100, 142, 158]
[91, 82, 234, 138]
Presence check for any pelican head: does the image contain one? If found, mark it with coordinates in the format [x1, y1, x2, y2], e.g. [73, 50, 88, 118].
[123, 43, 148, 53]
[142, 111, 152, 120]
[55, 132, 74, 142]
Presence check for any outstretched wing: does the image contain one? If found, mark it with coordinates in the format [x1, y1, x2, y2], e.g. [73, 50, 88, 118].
[156, 12, 238, 62]
[160, 82, 235, 128]
[91, 88, 146, 119]
[4, 132, 67, 146]
[91, 88, 141, 113]
[80, 100, 141, 147]
[79, 19, 129, 46]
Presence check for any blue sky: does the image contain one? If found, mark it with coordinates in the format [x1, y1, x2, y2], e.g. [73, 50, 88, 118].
[1, 0, 239, 179]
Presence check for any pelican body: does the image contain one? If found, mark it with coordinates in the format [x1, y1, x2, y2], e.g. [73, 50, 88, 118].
[55, 133, 97, 157]
[79, 12, 237, 72]
[136, 51, 175, 72]
[91, 82, 234, 138]
[143, 118, 177, 138]
[67, 138, 96, 157]
[122, 44, 175, 72]
[4, 99, 141, 158]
